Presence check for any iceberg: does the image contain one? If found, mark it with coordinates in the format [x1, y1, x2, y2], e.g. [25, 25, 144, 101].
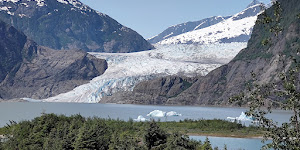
[166, 111, 182, 117]
[147, 110, 166, 118]
[133, 115, 148, 122]
[147, 110, 182, 118]
[227, 112, 254, 122]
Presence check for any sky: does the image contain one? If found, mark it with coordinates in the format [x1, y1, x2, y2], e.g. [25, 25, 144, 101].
[80, 0, 271, 39]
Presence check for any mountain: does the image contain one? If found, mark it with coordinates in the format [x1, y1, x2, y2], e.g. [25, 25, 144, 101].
[147, 16, 231, 44]
[104, 0, 300, 105]
[158, 3, 263, 45]
[247, 0, 263, 8]
[0, 19, 107, 100]
[0, 0, 153, 53]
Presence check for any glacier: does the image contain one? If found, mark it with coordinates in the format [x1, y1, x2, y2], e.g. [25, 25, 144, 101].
[43, 43, 247, 103]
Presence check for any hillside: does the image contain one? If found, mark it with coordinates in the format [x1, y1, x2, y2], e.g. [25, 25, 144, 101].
[0, 0, 153, 53]
[0, 19, 107, 100]
[103, 0, 300, 105]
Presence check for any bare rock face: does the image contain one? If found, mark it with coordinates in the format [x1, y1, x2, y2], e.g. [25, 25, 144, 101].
[101, 76, 195, 105]
[0, 20, 107, 99]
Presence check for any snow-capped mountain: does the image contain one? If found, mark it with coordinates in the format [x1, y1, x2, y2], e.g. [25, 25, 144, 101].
[43, 43, 247, 103]
[0, 0, 153, 52]
[247, 0, 263, 8]
[148, 16, 231, 44]
[158, 3, 263, 45]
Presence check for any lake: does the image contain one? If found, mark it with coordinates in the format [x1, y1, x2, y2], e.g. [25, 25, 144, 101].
[190, 136, 271, 150]
[0, 102, 291, 149]
[0, 102, 292, 127]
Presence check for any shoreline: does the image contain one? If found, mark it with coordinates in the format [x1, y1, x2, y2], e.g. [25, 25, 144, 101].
[0, 100, 282, 110]
[187, 133, 265, 139]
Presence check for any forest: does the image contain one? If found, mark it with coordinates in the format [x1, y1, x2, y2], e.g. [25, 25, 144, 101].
[0, 113, 261, 150]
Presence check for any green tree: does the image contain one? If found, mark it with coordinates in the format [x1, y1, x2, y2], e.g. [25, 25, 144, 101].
[230, 0, 300, 149]
[74, 118, 111, 150]
[230, 67, 300, 149]
[144, 121, 167, 149]
[165, 132, 201, 150]
[199, 137, 213, 150]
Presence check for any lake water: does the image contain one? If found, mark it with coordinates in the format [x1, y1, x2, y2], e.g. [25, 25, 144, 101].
[0, 102, 292, 127]
[190, 136, 271, 150]
[0, 102, 291, 149]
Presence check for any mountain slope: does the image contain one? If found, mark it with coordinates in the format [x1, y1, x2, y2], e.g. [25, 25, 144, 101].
[158, 3, 263, 45]
[114, 0, 300, 105]
[148, 16, 230, 44]
[0, 0, 153, 53]
[0, 19, 108, 99]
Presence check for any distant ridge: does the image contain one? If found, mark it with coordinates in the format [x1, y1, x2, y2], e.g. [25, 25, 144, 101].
[147, 16, 231, 44]
[158, 3, 263, 45]
[150, 0, 264, 45]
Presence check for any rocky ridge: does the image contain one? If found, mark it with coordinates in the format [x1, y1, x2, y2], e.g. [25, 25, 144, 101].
[0, 19, 108, 99]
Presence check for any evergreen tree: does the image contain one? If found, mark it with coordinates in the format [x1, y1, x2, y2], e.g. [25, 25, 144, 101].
[74, 118, 111, 150]
[144, 121, 167, 149]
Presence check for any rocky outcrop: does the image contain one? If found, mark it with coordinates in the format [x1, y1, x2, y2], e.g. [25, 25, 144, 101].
[103, 0, 300, 105]
[101, 76, 195, 105]
[0, 20, 107, 99]
[0, 0, 153, 53]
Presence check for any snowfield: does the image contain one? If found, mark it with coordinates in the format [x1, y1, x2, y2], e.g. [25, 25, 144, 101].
[43, 43, 247, 103]
[158, 4, 261, 45]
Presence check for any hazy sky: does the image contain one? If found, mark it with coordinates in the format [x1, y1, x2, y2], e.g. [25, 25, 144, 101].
[80, 0, 271, 39]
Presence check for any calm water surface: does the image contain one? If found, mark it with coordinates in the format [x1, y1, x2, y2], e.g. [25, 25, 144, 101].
[0, 102, 290, 149]
[190, 136, 271, 150]
[0, 102, 292, 127]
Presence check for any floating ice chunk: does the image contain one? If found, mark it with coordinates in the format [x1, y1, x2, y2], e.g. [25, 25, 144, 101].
[227, 112, 254, 122]
[22, 98, 44, 102]
[166, 111, 182, 117]
[238, 112, 254, 121]
[226, 117, 236, 120]
[147, 110, 166, 118]
[133, 115, 148, 122]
